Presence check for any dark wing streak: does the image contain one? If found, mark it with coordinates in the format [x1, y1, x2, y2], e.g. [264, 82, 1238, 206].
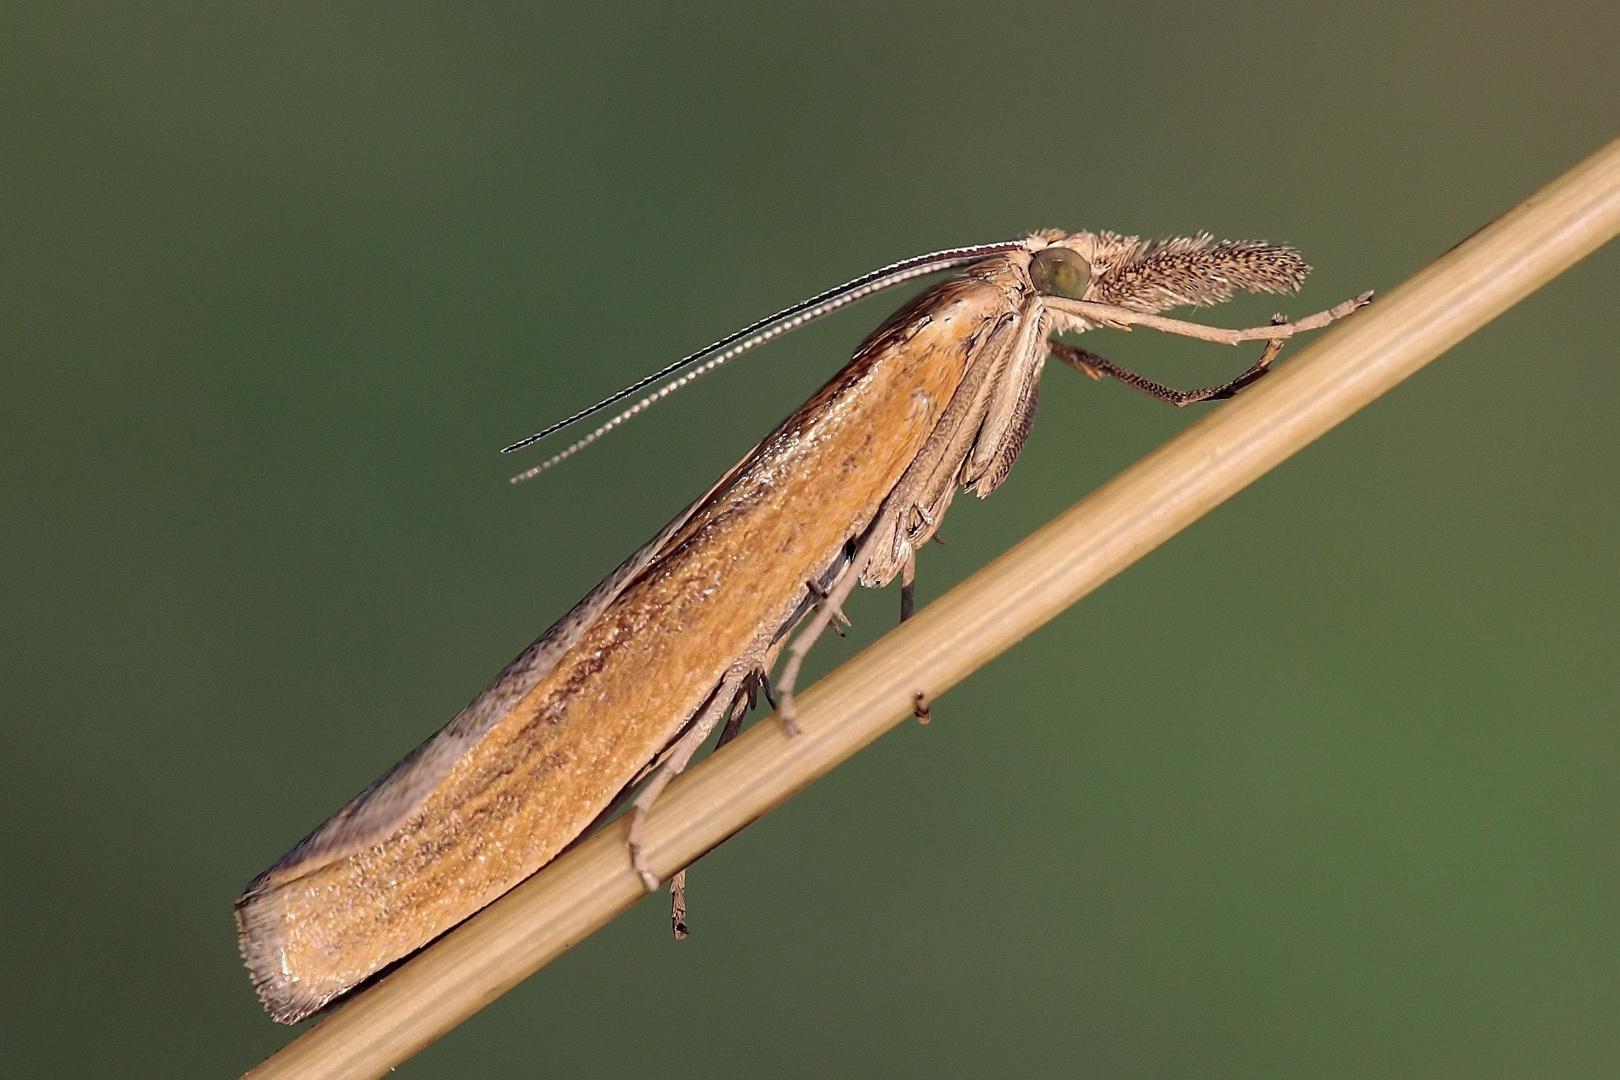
[247, 453, 762, 891]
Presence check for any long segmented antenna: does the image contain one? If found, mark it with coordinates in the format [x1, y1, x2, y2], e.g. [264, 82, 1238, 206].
[507, 345, 746, 482]
[501, 240, 1027, 466]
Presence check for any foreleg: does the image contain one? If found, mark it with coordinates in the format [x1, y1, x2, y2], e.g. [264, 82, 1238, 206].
[1042, 291, 1371, 345]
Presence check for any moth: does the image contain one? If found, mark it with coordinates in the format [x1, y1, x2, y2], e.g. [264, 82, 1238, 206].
[237, 229, 1370, 1023]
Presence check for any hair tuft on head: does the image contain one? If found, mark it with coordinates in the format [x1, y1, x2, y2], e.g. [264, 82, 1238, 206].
[1088, 231, 1310, 314]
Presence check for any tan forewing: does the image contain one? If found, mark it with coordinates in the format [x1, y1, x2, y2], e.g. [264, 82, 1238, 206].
[236, 266, 1023, 1022]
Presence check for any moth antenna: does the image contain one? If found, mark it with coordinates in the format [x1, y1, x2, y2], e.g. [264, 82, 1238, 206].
[501, 240, 1025, 457]
[509, 353, 729, 483]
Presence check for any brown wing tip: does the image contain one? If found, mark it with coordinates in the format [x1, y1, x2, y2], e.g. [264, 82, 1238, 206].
[235, 884, 335, 1025]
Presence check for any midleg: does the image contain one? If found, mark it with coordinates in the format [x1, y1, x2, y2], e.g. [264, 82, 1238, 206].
[899, 549, 917, 622]
[775, 514, 891, 735]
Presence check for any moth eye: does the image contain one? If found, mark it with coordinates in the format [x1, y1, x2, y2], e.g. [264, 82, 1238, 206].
[1029, 247, 1093, 300]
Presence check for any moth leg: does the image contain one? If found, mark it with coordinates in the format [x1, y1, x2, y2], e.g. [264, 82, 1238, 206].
[896, 555, 929, 721]
[1049, 335, 1286, 407]
[776, 516, 888, 735]
[670, 870, 689, 938]
[804, 578, 852, 633]
[1043, 291, 1372, 346]
[899, 549, 917, 622]
[667, 684, 755, 937]
[628, 666, 749, 892]
[718, 668, 770, 747]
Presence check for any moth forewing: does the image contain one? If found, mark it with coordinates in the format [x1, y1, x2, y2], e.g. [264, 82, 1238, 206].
[238, 229, 1368, 1025]
[236, 265, 1019, 1024]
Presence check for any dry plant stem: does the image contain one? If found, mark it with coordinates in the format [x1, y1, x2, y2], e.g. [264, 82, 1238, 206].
[242, 136, 1620, 1080]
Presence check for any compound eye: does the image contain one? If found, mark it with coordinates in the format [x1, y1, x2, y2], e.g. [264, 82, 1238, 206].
[1029, 246, 1093, 300]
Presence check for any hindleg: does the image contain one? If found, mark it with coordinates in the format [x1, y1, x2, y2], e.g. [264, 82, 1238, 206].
[668, 683, 754, 936]
[628, 665, 750, 891]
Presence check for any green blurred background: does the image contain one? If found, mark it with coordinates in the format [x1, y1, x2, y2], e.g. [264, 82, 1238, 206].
[3, 2, 1617, 1076]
